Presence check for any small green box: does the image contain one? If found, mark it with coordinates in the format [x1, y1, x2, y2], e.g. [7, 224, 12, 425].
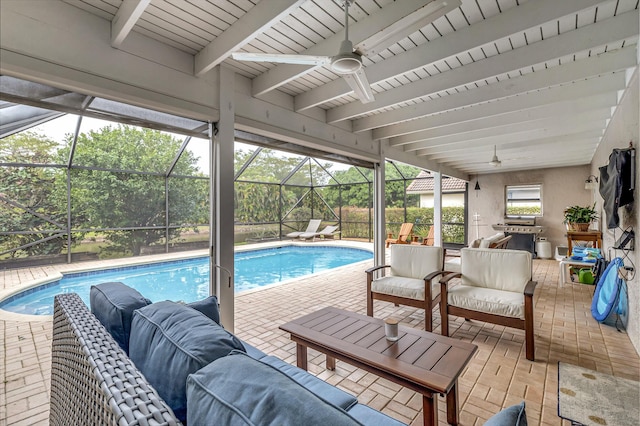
[578, 268, 595, 284]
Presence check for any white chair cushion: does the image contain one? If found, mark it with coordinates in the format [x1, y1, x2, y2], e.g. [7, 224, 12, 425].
[371, 276, 440, 301]
[447, 285, 525, 319]
[461, 248, 531, 293]
[389, 245, 443, 279]
[444, 257, 461, 273]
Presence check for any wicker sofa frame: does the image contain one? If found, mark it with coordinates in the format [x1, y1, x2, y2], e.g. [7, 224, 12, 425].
[50, 293, 180, 426]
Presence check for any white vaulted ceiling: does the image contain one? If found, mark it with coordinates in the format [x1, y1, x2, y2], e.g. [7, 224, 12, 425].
[49, 0, 640, 174]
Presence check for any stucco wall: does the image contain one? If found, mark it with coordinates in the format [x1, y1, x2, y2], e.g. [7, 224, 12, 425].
[590, 67, 639, 354]
[467, 67, 639, 356]
[467, 166, 591, 250]
[419, 193, 465, 208]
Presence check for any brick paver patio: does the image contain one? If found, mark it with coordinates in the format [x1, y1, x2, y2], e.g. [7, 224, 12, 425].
[1, 245, 638, 425]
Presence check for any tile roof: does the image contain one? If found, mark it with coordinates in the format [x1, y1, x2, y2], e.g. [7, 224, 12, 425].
[406, 171, 467, 193]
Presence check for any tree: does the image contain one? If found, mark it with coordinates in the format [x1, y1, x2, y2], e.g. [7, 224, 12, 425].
[0, 132, 69, 257]
[58, 125, 208, 256]
[322, 162, 423, 209]
[322, 167, 372, 208]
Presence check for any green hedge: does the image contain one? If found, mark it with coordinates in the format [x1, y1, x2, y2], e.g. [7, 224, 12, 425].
[335, 206, 466, 243]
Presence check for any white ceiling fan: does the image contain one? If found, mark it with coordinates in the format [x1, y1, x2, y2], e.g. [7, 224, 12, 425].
[489, 145, 502, 167]
[232, 0, 375, 104]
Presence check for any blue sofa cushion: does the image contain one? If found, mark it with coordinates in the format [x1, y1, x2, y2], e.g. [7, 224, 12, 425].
[485, 401, 528, 426]
[89, 282, 151, 354]
[129, 301, 245, 423]
[186, 351, 364, 426]
[346, 404, 406, 426]
[186, 295, 220, 324]
[259, 355, 357, 410]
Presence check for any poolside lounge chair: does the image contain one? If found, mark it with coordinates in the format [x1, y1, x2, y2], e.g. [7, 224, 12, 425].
[299, 225, 340, 241]
[385, 223, 413, 247]
[286, 219, 321, 239]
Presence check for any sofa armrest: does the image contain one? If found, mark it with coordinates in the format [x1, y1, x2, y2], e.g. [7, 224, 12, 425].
[50, 293, 180, 426]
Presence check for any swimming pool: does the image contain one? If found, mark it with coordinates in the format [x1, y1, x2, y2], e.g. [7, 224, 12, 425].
[0, 245, 372, 315]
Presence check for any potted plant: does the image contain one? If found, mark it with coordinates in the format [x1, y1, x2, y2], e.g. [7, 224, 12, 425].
[563, 204, 598, 231]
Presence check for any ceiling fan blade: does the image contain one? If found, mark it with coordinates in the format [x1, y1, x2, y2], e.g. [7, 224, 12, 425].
[342, 68, 375, 104]
[231, 52, 330, 66]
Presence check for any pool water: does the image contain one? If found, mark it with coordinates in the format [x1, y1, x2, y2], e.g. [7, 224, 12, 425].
[0, 245, 372, 315]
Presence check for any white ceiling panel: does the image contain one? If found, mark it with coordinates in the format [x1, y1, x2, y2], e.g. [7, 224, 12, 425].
[57, 0, 638, 175]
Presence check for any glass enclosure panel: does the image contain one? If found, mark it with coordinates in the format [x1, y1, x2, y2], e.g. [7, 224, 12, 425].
[234, 142, 259, 177]
[88, 98, 208, 135]
[173, 136, 210, 177]
[0, 121, 71, 165]
[0, 165, 67, 257]
[0, 76, 88, 110]
[235, 182, 281, 223]
[285, 158, 312, 186]
[236, 145, 305, 183]
[356, 167, 374, 182]
[309, 159, 335, 187]
[168, 176, 208, 226]
[235, 224, 281, 244]
[318, 160, 351, 185]
[340, 181, 372, 240]
[69, 170, 165, 229]
[385, 162, 404, 180]
[168, 226, 209, 253]
[311, 191, 339, 222]
[72, 121, 184, 173]
[84, 230, 160, 258]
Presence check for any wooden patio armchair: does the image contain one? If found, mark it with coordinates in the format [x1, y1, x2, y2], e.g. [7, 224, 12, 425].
[366, 245, 445, 331]
[440, 248, 537, 360]
[385, 222, 413, 247]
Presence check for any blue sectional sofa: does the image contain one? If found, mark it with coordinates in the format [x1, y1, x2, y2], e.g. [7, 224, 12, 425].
[49, 285, 405, 426]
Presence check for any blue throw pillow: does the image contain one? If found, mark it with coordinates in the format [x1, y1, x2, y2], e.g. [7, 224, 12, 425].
[129, 301, 245, 423]
[89, 282, 151, 354]
[187, 295, 220, 324]
[485, 401, 527, 426]
[187, 351, 363, 426]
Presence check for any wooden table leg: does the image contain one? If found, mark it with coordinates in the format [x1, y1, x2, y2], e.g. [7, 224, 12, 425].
[296, 343, 308, 370]
[446, 382, 459, 425]
[422, 393, 438, 426]
[326, 355, 336, 370]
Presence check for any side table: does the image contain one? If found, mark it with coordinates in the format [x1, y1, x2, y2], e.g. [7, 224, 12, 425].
[566, 231, 602, 253]
[559, 258, 595, 284]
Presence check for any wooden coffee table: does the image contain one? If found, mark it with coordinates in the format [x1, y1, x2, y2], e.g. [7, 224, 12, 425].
[280, 307, 477, 426]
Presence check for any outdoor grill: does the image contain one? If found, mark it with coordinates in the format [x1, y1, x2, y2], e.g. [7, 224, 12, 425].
[492, 216, 543, 255]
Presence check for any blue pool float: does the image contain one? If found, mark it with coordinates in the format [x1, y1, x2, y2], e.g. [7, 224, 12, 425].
[591, 257, 626, 327]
